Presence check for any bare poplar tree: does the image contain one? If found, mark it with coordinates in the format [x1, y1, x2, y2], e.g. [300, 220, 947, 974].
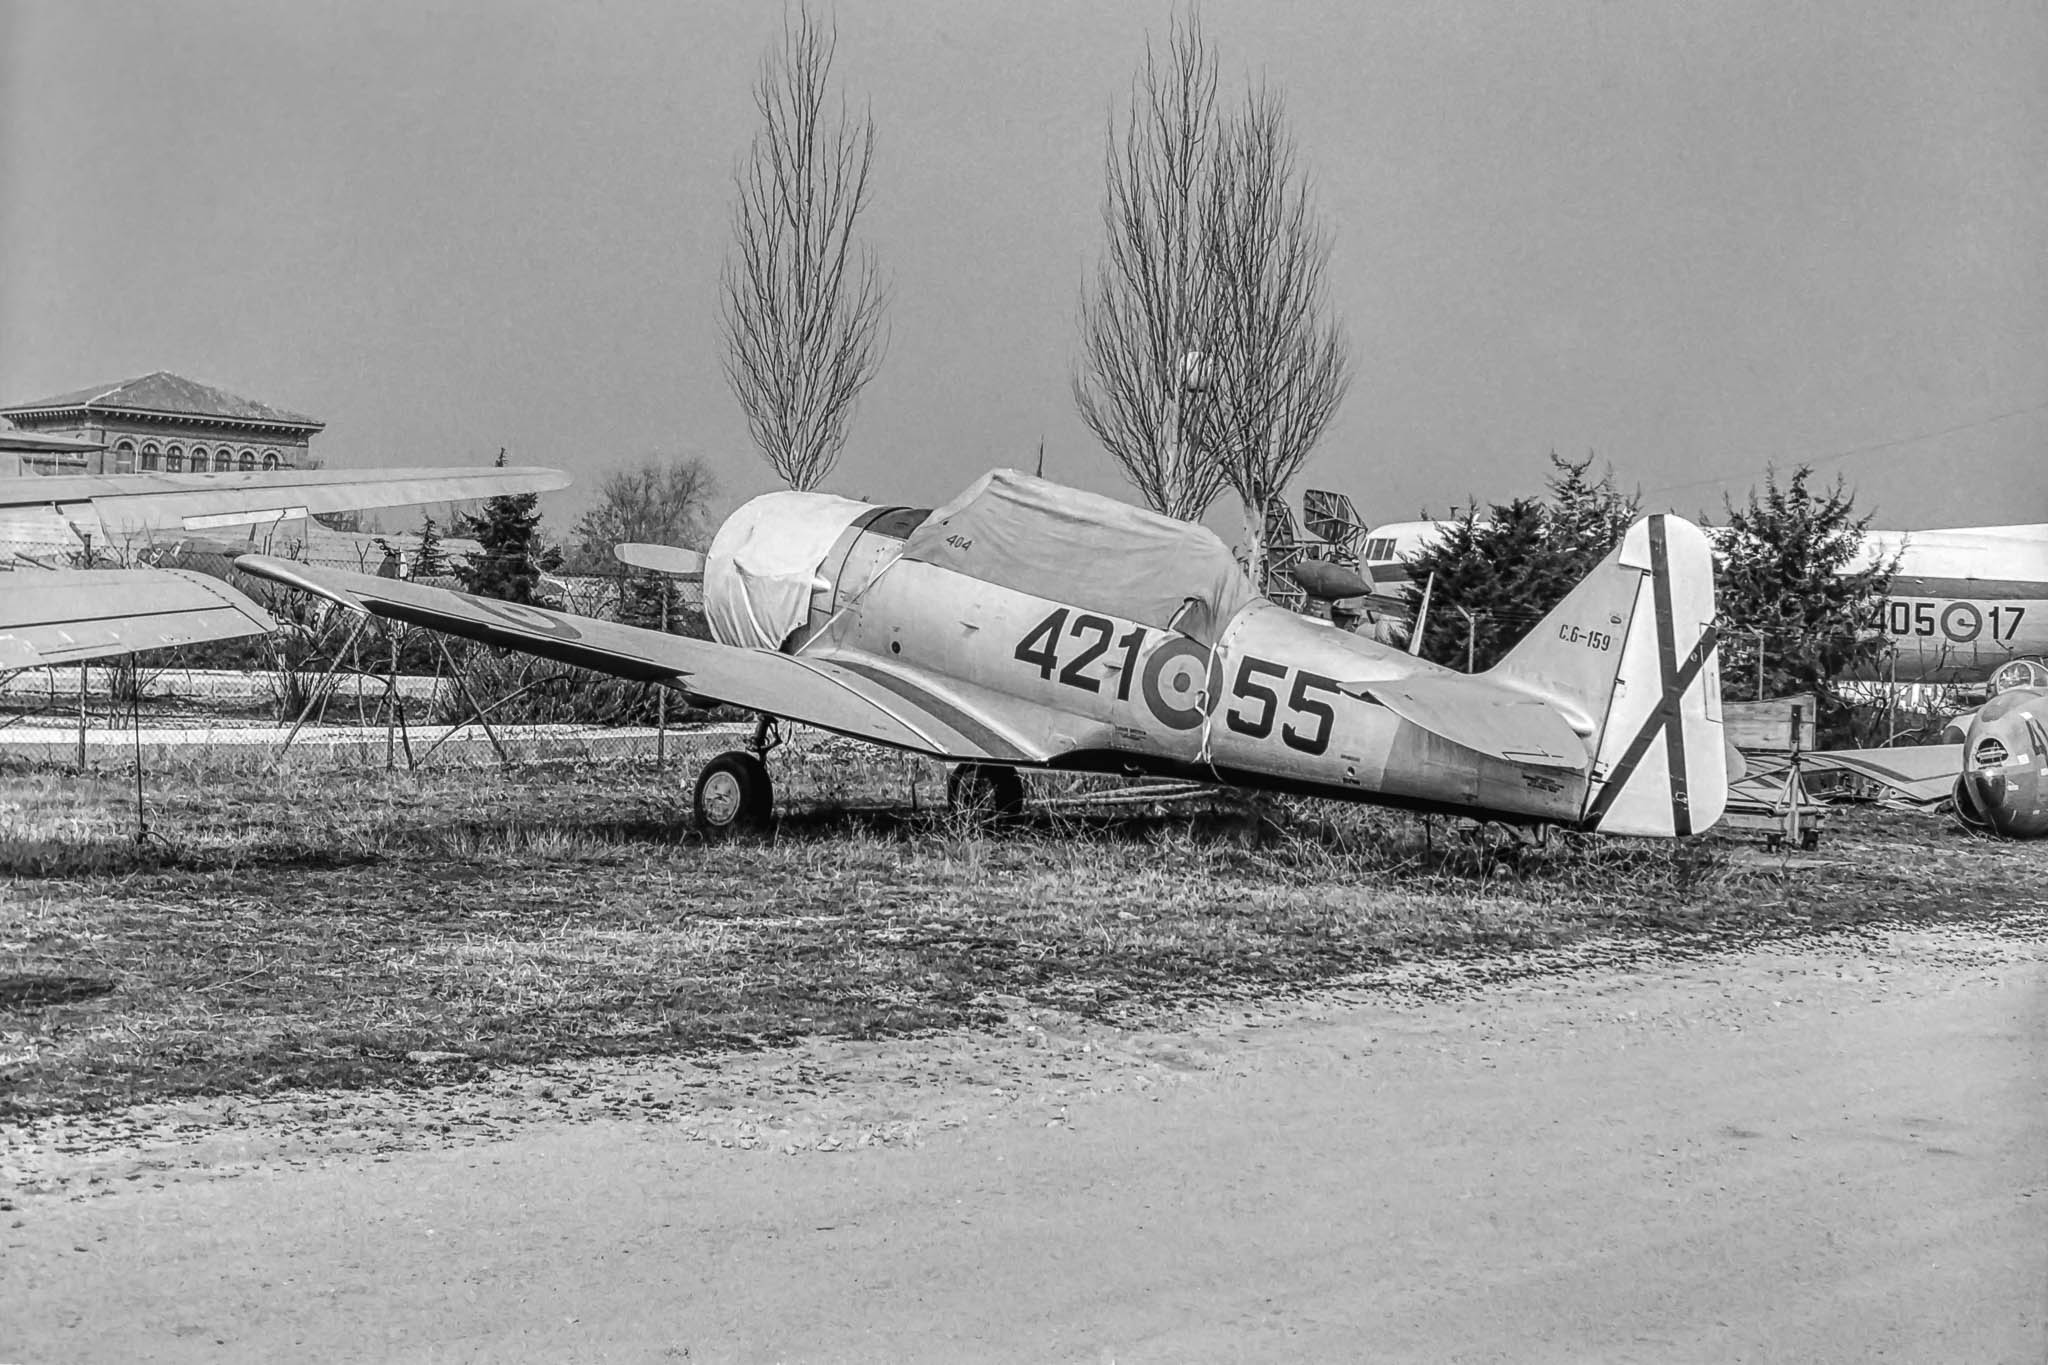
[1201, 85, 1351, 591]
[569, 456, 719, 568]
[1073, 16, 1230, 522]
[720, 8, 888, 492]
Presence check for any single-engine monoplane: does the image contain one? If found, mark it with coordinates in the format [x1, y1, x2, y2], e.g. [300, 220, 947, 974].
[239, 470, 1728, 838]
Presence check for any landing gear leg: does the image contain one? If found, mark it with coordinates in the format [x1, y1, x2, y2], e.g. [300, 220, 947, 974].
[946, 762, 1025, 821]
[694, 715, 781, 839]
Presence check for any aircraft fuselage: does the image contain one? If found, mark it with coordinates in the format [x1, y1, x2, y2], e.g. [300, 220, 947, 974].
[793, 514, 1592, 826]
[1953, 685, 2048, 838]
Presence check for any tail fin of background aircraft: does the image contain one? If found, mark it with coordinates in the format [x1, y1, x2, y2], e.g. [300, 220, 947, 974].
[1488, 515, 1726, 836]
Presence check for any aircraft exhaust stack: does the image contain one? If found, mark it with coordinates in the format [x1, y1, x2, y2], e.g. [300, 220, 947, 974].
[1487, 515, 1727, 836]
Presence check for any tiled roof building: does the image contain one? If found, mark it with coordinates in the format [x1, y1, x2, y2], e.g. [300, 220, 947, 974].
[0, 372, 325, 475]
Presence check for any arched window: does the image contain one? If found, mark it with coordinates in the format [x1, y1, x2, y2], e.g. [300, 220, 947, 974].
[166, 445, 185, 473]
[140, 442, 161, 472]
[194, 446, 214, 472]
[238, 448, 257, 471]
[114, 440, 138, 474]
[262, 450, 281, 470]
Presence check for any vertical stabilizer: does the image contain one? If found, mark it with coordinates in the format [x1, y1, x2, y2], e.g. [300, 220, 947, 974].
[1488, 515, 1726, 835]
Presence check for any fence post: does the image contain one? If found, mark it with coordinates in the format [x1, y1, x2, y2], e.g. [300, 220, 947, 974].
[77, 662, 88, 768]
[656, 579, 668, 776]
[385, 628, 399, 770]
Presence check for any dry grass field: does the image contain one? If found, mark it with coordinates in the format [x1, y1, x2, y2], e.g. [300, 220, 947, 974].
[3, 736, 2041, 1119]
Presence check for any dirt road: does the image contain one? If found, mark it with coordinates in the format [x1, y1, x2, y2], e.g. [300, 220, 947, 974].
[7, 926, 2045, 1363]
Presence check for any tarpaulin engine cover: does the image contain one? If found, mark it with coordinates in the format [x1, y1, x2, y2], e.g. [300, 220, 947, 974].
[703, 490, 870, 650]
[899, 469, 1252, 644]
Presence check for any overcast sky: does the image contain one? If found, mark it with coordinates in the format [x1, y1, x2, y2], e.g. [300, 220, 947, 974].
[3, 0, 2042, 536]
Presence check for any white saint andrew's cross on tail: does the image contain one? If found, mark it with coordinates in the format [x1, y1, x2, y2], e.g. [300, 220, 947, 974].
[238, 470, 1727, 839]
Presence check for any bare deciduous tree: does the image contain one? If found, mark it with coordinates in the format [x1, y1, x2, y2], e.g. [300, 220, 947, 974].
[1073, 16, 1229, 522]
[570, 456, 719, 569]
[720, 8, 888, 492]
[1201, 86, 1351, 593]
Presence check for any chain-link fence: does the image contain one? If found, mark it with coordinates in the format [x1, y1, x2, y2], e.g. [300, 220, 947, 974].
[4, 538, 2032, 769]
[2, 540, 728, 771]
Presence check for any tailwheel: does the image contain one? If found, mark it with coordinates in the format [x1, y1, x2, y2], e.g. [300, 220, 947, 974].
[695, 750, 774, 839]
[946, 762, 1026, 821]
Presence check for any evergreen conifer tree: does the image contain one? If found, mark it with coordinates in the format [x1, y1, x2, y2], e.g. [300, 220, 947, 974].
[1400, 455, 1638, 671]
[454, 449, 562, 604]
[1714, 465, 1895, 741]
[411, 513, 452, 579]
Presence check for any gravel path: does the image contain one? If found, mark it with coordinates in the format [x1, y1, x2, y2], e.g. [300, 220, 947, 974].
[5, 924, 2044, 1363]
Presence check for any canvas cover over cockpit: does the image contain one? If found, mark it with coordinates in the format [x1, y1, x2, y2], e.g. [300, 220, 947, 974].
[899, 469, 1252, 644]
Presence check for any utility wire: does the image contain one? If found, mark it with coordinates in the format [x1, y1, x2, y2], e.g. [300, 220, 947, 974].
[1643, 397, 2048, 499]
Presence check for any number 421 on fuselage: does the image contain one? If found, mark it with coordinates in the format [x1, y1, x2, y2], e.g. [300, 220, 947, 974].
[237, 470, 1729, 840]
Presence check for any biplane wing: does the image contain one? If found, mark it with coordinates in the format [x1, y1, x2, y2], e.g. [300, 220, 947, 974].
[233, 554, 1071, 765]
[2, 466, 570, 552]
[0, 568, 275, 669]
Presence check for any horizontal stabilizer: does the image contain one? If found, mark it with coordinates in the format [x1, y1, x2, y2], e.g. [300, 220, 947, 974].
[1343, 674, 1589, 769]
[612, 543, 706, 579]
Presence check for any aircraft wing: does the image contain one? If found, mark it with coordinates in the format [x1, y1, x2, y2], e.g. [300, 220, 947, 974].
[0, 568, 276, 669]
[1, 466, 570, 552]
[1341, 673, 1591, 769]
[232, 555, 1055, 763]
[1752, 745, 1963, 806]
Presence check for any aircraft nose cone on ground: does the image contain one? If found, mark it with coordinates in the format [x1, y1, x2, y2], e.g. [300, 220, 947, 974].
[1954, 687, 2048, 838]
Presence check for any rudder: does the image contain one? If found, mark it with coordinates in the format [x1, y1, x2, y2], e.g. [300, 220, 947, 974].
[1488, 515, 1726, 836]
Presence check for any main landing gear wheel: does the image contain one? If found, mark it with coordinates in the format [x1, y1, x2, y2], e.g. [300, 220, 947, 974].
[946, 762, 1025, 821]
[695, 750, 773, 839]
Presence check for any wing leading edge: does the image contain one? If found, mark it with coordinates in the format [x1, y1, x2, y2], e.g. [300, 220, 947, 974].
[1, 466, 571, 561]
[232, 555, 1054, 764]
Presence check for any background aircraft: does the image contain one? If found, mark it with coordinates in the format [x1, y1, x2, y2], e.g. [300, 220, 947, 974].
[1788, 683, 2048, 840]
[0, 464, 567, 668]
[1856, 524, 2047, 684]
[0, 466, 568, 562]
[240, 470, 1727, 840]
[1947, 684, 2048, 838]
[1363, 518, 2048, 687]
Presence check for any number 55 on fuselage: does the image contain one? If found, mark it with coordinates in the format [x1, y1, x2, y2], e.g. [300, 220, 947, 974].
[237, 470, 1727, 839]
